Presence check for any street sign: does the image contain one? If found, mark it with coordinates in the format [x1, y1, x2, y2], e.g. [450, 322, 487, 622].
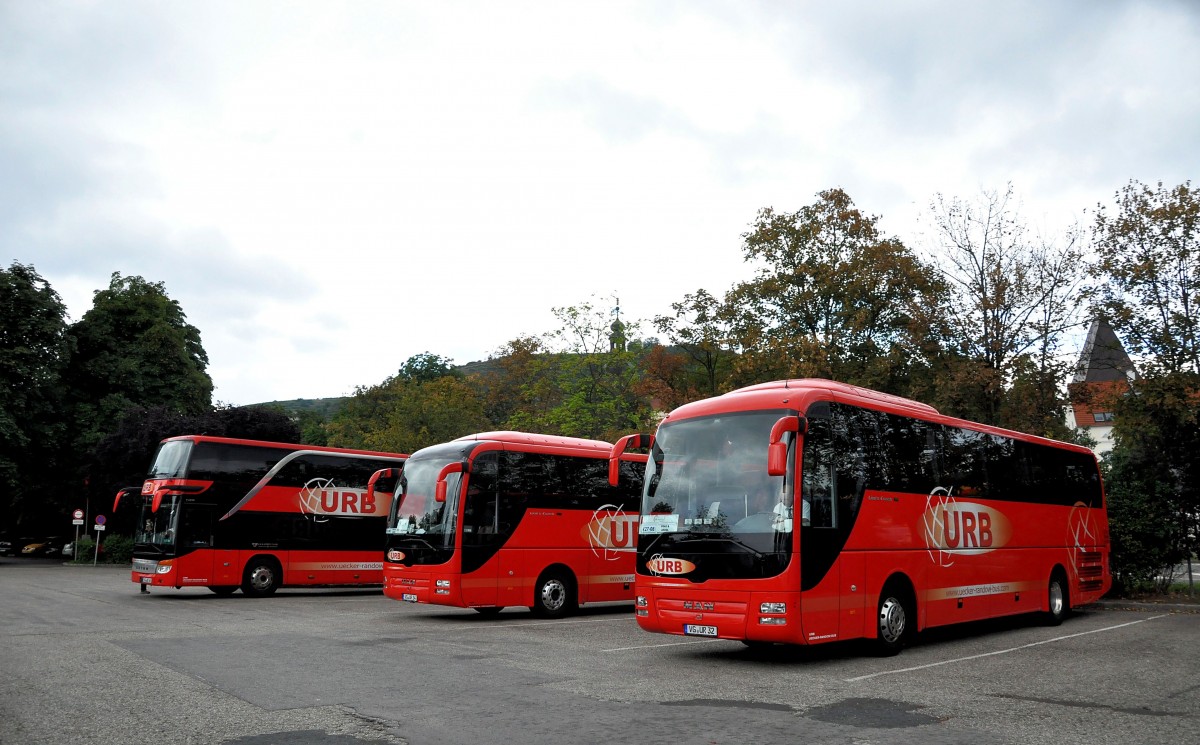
[73, 509, 84, 519]
[95, 514, 106, 526]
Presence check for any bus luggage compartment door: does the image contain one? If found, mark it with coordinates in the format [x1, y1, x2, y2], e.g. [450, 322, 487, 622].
[212, 549, 240, 586]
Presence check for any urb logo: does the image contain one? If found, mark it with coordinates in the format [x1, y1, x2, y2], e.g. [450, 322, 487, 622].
[646, 554, 696, 576]
[299, 478, 380, 519]
[583, 504, 638, 561]
[922, 487, 1011, 567]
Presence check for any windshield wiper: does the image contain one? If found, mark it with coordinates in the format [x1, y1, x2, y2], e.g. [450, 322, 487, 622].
[676, 535, 766, 558]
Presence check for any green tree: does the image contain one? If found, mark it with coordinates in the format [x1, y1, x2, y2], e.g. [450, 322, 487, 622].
[1103, 373, 1200, 592]
[652, 288, 736, 401]
[1088, 181, 1200, 590]
[398, 352, 459, 383]
[66, 273, 212, 448]
[0, 263, 72, 530]
[727, 189, 942, 394]
[923, 185, 1086, 429]
[518, 300, 655, 441]
[326, 354, 490, 454]
[1089, 180, 1200, 376]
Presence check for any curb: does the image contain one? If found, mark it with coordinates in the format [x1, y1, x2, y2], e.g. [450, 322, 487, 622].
[1082, 599, 1200, 613]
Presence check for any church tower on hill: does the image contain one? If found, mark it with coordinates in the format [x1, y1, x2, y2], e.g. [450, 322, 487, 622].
[1066, 318, 1137, 456]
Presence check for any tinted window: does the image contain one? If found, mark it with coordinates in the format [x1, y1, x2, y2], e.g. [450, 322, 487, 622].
[188, 443, 291, 482]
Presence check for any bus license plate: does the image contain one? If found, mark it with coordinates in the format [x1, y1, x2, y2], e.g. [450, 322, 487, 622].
[684, 624, 717, 637]
[140, 577, 152, 584]
[401, 593, 418, 602]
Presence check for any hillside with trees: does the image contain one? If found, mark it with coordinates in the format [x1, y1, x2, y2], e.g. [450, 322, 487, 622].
[3, 179, 1196, 592]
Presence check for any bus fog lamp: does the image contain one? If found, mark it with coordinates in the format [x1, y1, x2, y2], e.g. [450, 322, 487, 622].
[759, 617, 786, 626]
[636, 608, 649, 617]
[759, 602, 786, 614]
[435, 588, 450, 595]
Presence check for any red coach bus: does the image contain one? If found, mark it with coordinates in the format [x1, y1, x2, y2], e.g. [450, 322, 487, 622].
[377, 431, 644, 617]
[115, 436, 407, 596]
[611, 380, 1110, 654]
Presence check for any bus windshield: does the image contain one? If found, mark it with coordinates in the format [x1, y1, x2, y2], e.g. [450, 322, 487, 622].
[638, 410, 793, 578]
[388, 457, 460, 542]
[147, 440, 192, 479]
[135, 494, 180, 549]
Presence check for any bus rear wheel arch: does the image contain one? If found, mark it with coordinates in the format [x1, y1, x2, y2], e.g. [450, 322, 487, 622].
[1044, 567, 1071, 626]
[875, 576, 916, 656]
[241, 556, 282, 598]
[531, 567, 577, 618]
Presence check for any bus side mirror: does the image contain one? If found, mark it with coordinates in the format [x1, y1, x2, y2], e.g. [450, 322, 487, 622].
[434, 461, 465, 503]
[367, 467, 400, 505]
[609, 433, 654, 486]
[112, 486, 139, 513]
[767, 416, 807, 477]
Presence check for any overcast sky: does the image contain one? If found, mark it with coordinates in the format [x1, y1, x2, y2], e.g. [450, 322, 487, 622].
[3, 1, 1197, 405]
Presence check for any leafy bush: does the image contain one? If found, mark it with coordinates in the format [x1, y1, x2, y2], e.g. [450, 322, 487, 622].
[101, 534, 134, 564]
[73, 533, 134, 564]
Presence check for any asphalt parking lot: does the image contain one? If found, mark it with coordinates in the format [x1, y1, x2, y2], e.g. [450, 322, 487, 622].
[1, 559, 1196, 745]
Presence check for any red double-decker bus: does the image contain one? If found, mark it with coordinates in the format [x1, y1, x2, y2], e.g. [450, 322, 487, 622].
[116, 436, 407, 596]
[611, 380, 1110, 653]
[376, 431, 644, 617]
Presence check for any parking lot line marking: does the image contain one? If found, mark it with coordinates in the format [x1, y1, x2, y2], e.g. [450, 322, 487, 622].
[602, 638, 726, 652]
[845, 615, 1169, 682]
[462, 616, 636, 631]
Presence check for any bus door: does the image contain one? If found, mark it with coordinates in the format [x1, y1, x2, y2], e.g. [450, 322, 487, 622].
[460, 455, 500, 607]
[176, 502, 218, 584]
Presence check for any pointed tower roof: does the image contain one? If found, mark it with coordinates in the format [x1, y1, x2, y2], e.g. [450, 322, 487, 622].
[1072, 318, 1136, 384]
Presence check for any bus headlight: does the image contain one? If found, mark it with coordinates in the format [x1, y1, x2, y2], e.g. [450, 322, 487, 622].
[760, 602, 786, 614]
[436, 579, 451, 588]
[636, 596, 648, 607]
[156, 561, 173, 574]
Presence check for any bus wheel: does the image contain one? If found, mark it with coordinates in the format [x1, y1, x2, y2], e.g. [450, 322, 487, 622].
[875, 583, 913, 656]
[1045, 569, 1070, 626]
[241, 557, 281, 598]
[474, 606, 504, 616]
[531, 570, 576, 618]
[208, 586, 238, 596]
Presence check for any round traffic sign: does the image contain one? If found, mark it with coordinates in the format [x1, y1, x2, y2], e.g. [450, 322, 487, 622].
[73, 509, 84, 519]
[95, 514, 106, 526]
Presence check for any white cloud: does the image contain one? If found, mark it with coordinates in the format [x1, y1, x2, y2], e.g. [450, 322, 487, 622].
[3, 0, 1197, 405]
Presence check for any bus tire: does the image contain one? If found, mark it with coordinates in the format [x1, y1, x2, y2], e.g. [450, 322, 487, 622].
[1045, 568, 1070, 626]
[474, 606, 504, 616]
[208, 585, 238, 596]
[531, 569, 576, 618]
[241, 556, 281, 598]
[875, 580, 914, 656]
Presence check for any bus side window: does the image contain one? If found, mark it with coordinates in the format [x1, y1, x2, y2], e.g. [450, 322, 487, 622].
[801, 407, 834, 528]
[181, 505, 214, 548]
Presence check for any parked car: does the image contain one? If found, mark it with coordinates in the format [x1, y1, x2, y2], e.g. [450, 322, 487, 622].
[21, 537, 63, 557]
[62, 541, 74, 558]
[0, 536, 12, 556]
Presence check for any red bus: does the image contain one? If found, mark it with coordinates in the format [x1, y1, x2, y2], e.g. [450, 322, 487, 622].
[376, 431, 644, 617]
[115, 435, 407, 596]
[610, 380, 1110, 653]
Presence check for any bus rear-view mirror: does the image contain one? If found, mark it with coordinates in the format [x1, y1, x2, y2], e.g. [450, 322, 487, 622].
[608, 433, 654, 486]
[767, 415, 807, 477]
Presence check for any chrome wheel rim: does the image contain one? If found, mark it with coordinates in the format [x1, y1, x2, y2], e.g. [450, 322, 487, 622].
[1049, 580, 1064, 617]
[249, 566, 274, 592]
[540, 578, 566, 612]
[879, 597, 906, 644]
